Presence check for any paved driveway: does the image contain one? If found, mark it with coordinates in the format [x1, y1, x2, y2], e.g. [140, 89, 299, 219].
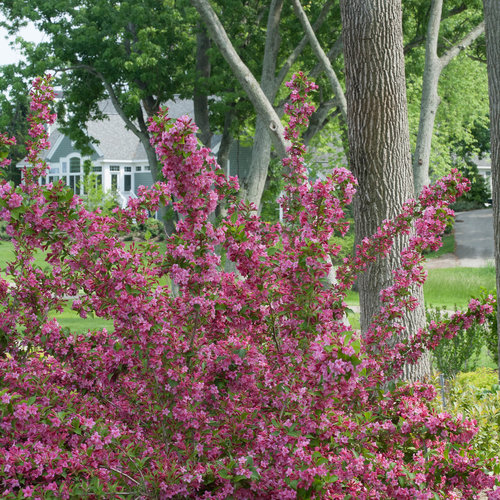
[426, 208, 495, 268]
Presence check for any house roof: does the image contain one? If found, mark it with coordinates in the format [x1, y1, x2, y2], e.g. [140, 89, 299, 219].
[18, 97, 205, 167]
[88, 97, 197, 162]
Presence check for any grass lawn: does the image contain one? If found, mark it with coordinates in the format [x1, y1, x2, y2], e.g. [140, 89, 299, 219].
[344, 266, 496, 309]
[0, 240, 48, 273]
[2, 238, 496, 333]
[50, 305, 114, 335]
[424, 266, 496, 308]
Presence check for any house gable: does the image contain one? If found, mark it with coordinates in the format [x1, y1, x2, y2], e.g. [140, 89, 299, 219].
[48, 135, 101, 163]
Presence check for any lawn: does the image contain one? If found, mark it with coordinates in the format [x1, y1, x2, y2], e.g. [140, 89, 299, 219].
[1, 239, 496, 333]
[344, 266, 496, 309]
[424, 266, 496, 308]
[50, 305, 115, 334]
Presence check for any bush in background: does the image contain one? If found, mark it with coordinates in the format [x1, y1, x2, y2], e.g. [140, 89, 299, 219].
[444, 369, 500, 463]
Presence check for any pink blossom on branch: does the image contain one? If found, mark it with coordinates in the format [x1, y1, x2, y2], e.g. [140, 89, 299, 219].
[0, 74, 497, 498]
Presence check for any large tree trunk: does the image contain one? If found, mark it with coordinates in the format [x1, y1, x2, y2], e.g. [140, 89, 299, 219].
[483, 0, 500, 382]
[412, 0, 485, 195]
[339, 0, 429, 380]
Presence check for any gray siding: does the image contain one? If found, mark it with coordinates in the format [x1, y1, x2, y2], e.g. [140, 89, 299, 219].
[135, 172, 154, 192]
[47, 136, 74, 162]
[47, 136, 100, 163]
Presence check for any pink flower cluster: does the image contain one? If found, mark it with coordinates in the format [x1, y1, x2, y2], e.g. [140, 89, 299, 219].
[0, 74, 498, 498]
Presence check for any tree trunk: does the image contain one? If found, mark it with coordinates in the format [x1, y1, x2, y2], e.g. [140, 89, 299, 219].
[194, 25, 213, 148]
[241, 0, 283, 209]
[339, 0, 429, 380]
[191, 0, 289, 165]
[412, 0, 442, 195]
[482, 0, 500, 382]
[412, 0, 485, 195]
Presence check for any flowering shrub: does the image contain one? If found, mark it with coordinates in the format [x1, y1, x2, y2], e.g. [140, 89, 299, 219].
[0, 74, 499, 499]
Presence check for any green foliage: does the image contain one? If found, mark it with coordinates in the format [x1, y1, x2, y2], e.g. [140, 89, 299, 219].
[330, 229, 355, 266]
[455, 367, 498, 390]
[483, 291, 499, 365]
[0, 69, 30, 184]
[428, 287, 498, 379]
[444, 369, 500, 462]
[81, 163, 119, 215]
[130, 218, 165, 242]
[260, 157, 285, 223]
[427, 305, 487, 378]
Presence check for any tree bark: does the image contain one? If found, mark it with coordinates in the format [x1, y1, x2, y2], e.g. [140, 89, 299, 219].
[291, 0, 347, 121]
[339, 0, 429, 380]
[194, 24, 213, 148]
[412, 0, 485, 195]
[191, 0, 289, 164]
[482, 0, 500, 382]
[241, 0, 283, 208]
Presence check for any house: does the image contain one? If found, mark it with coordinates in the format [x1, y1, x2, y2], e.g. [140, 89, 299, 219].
[18, 99, 253, 208]
[475, 155, 492, 193]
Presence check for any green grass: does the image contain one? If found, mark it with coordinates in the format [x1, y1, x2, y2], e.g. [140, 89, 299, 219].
[50, 305, 114, 335]
[424, 266, 496, 308]
[344, 266, 496, 309]
[0, 240, 47, 273]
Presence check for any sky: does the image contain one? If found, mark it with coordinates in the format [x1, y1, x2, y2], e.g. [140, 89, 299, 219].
[0, 21, 45, 66]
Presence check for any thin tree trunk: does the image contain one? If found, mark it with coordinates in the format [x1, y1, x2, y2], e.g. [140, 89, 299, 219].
[291, 0, 347, 121]
[339, 0, 429, 380]
[482, 0, 500, 382]
[194, 25, 213, 148]
[191, 0, 289, 164]
[241, 0, 283, 208]
[412, 0, 485, 195]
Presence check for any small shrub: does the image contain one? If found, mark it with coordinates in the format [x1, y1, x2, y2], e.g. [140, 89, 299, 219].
[427, 305, 487, 377]
[455, 367, 498, 390]
[445, 370, 500, 462]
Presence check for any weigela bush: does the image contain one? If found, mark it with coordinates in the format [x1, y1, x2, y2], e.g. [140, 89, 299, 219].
[0, 74, 499, 499]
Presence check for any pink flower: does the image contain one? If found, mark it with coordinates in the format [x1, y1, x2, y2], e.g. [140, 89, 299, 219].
[7, 193, 23, 208]
[23, 486, 34, 498]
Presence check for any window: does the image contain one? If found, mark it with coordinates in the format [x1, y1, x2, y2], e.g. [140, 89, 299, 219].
[49, 166, 60, 175]
[144, 165, 151, 172]
[136, 166, 142, 172]
[92, 166, 102, 173]
[70, 157, 81, 173]
[68, 157, 82, 194]
[61, 161, 67, 173]
[110, 165, 120, 172]
[111, 174, 118, 191]
[124, 175, 132, 192]
[124, 166, 132, 172]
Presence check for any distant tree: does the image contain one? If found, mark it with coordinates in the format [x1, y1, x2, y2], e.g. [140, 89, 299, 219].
[0, 69, 29, 184]
[0, 0, 196, 182]
[410, 0, 485, 194]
